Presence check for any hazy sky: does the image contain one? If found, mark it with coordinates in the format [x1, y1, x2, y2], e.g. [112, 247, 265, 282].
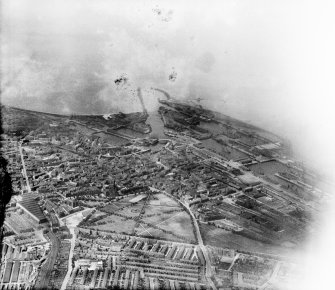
[1, 0, 335, 171]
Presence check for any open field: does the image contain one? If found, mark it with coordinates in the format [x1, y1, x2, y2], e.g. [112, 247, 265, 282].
[88, 214, 137, 234]
[139, 209, 196, 243]
[73, 123, 98, 135]
[84, 200, 106, 207]
[148, 193, 179, 206]
[1, 106, 46, 136]
[102, 200, 146, 215]
[90, 210, 108, 220]
[142, 205, 181, 219]
[142, 208, 182, 225]
[117, 205, 143, 218]
[117, 194, 148, 203]
[93, 193, 195, 242]
[136, 226, 180, 242]
[101, 203, 120, 213]
[157, 212, 196, 241]
[103, 192, 179, 215]
[248, 160, 289, 177]
[199, 223, 290, 255]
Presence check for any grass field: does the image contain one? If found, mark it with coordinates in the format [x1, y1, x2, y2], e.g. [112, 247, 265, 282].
[87, 192, 196, 242]
[248, 160, 289, 177]
[143, 205, 181, 217]
[84, 200, 105, 207]
[199, 223, 288, 255]
[142, 209, 182, 225]
[88, 214, 136, 234]
[117, 206, 142, 218]
[138, 209, 196, 243]
[90, 210, 107, 220]
[157, 212, 195, 241]
[136, 226, 180, 242]
[148, 193, 179, 206]
[102, 198, 144, 213]
[101, 203, 120, 213]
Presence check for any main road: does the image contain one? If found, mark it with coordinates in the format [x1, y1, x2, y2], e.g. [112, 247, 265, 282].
[150, 187, 217, 289]
[60, 208, 93, 290]
[181, 201, 217, 290]
[18, 142, 31, 192]
[34, 231, 60, 289]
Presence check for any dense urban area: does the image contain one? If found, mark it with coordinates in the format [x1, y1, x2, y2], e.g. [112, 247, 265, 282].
[0, 93, 331, 290]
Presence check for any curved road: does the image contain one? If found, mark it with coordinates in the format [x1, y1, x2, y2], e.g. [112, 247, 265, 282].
[155, 188, 217, 289]
[60, 209, 92, 290]
[180, 201, 217, 290]
[60, 226, 76, 290]
[18, 143, 31, 192]
[34, 231, 60, 289]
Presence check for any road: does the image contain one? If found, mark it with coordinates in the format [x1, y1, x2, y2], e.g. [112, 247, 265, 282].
[60, 227, 76, 290]
[149, 188, 217, 289]
[260, 261, 282, 289]
[228, 253, 240, 271]
[60, 209, 91, 290]
[18, 143, 31, 192]
[181, 201, 217, 290]
[34, 231, 60, 289]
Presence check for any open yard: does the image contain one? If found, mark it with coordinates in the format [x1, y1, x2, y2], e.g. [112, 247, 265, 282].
[136, 226, 182, 242]
[201, 138, 249, 161]
[117, 205, 143, 218]
[140, 210, 196, 243]
[148, 193, 179, 206]
[142, 208, 182, 225]
[247, 161, 307, 197]
[199, 223, 290, 255]
[86, 192, 196, 243]
[248, 160, 289, 177]
[157, 212, 195, 240]
[101, 203, 120, 213]
[88, 214, 136, 234]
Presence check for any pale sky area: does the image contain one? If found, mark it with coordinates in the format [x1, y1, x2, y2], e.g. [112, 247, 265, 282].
[1, 0, 334, 169]
[1, 1, 335, 289]
[2, 0, 334, 175]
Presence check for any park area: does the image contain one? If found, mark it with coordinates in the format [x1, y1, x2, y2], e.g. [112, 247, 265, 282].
[84, 192, 196, 243]
[88, 214, 137, 234]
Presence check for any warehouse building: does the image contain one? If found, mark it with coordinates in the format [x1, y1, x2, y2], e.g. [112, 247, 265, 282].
[17, 194, 47, 224]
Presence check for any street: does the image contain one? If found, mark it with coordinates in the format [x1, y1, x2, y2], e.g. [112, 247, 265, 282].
[18, 142, 31, 192]
[34, 231, 60, 289]
[181, 201, 217, 290]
